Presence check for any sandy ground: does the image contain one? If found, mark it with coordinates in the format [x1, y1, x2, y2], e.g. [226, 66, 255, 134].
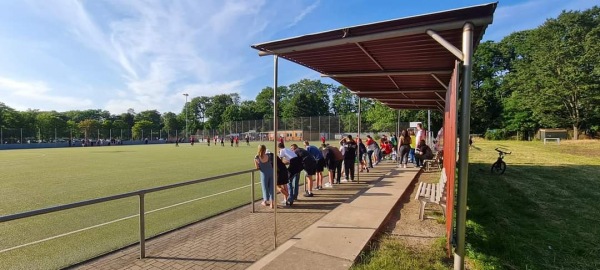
[383, 167, 446, 248]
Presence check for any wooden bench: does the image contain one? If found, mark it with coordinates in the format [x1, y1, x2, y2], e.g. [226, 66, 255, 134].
[423, 151, 443, 172]
[414, 168, 447, 220]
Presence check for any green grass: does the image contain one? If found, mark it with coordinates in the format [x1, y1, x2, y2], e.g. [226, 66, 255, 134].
[351, 139, 600, 270]
[352, 235, 450, 270]
[0, 141, 327, 270]
[465, 139, 600, 270]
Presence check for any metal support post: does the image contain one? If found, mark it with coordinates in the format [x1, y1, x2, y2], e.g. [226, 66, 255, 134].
[357, 97, 361, 184]
[251, 171, 255, 213]
[139, 194, 146, 259]
[454, 22, 474, 270]
[272, 55, 279, 249]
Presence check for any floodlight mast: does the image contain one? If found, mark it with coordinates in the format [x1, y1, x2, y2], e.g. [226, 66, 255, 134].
[183, 93, 189, 140]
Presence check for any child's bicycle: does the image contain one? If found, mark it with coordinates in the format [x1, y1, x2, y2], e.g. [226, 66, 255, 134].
[491, 148, 511, 175]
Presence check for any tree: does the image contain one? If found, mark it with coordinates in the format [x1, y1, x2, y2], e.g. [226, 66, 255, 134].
[254, 86, 289, 119]
[192, 96, 211, 130]
[118, 109, 136, 130]
[134, 110, 161, 130]
[78, 119, 100, 140]
[205, 94, 234, 130]
[470, 41, 505, 133]
[331, 86, 356, 115]
[282, 79, 330, 118]
[364, 101, 397, 132]
[0, 102, 20, 128]
[507, 7, 600, 139]
[161, 112, 181, 133]
[239, 100, 259, 120]
[36, 111, 66, 141]
[132, 120, 154, 139]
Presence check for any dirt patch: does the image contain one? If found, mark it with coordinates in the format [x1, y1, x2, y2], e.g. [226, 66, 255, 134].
[383, 169, 446, 247]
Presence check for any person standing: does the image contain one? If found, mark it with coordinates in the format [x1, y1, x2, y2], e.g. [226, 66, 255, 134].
[278, 142, 302, 205]
[230, 136, 234, 147]
[220, 136, 225, 146]
[322, 143, 344, 185]
[235, 136, 239, 147]
[398, 129, 412, 168]
[341, 135, 358, 182]
[320, 135, 326, 145]
[409, 129, 417, 164]
[416, 123, 427, 149]
[304, 141, 325, 190]
[254, 145, 274, 208]
[358, 138, 368, 172]
[365, 135, 375, 168]
[246, 135, 250, 146]
[290, 144, 317, 197]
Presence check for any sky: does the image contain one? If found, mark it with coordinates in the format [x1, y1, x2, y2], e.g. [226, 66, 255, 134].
[0, 0, 597, 114]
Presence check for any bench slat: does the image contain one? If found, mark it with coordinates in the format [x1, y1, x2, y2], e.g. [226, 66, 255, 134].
[415, 182, 425, 200]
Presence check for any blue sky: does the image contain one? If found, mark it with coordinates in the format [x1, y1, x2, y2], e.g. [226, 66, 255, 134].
[0, 0, 597, 114]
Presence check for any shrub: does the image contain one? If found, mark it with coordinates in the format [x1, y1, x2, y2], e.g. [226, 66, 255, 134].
[484, 129, 507, 140]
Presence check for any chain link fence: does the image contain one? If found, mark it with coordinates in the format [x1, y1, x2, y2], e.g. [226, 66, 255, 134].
[1, 115, 417, 147]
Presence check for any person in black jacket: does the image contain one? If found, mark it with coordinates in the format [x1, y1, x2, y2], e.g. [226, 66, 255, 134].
[340, 135, 358, 182]
[415, 139, 433, 167]
[358, 138, 369, 172]
[290, 144, 317, 197]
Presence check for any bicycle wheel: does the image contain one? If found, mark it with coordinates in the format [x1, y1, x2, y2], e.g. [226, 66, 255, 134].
[490, 161, 506, 174]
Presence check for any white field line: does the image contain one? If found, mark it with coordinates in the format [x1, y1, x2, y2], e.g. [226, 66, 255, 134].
[0, 182, 260, 254]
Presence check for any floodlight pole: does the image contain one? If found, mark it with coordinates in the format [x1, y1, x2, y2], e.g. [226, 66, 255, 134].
[454, 22, 474, 270]
[183, 93, 189, 141]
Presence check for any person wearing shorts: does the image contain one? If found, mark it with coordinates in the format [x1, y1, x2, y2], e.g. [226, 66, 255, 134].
[304, 141, 325, 190]
[290, 144, 317, 197]
[322, 143, 343, 185]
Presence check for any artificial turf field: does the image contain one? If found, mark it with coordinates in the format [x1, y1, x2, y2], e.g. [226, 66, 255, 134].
[0, 141, 304, 270]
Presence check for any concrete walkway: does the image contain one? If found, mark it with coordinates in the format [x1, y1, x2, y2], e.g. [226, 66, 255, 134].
[73, 162, 418, 270]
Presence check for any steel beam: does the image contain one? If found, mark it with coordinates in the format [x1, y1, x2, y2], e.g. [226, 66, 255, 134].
[322, 70, 452, 78]
[256, 17, 492, 56]
[426, 29, 464, 61]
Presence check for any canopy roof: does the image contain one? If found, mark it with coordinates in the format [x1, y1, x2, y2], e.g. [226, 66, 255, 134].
[251, 2, 497, 110]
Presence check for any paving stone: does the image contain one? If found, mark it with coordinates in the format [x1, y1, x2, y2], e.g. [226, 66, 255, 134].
[72, 164, 395, 269]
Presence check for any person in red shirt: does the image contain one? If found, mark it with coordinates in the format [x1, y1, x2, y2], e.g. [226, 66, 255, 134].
[320, 135, 326, 144]
[382, 141, 393, 156]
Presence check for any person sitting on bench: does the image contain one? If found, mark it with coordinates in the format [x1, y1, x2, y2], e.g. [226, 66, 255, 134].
[415, 139, 433, 168]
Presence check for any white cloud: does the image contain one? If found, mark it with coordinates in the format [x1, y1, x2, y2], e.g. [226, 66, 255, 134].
[7, 0, 327, 114]
[287, 0, 320, 28]
[0, 77, 93, 110]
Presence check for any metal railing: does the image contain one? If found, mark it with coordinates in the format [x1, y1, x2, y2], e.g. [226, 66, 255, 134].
[0, 169, 258, 259]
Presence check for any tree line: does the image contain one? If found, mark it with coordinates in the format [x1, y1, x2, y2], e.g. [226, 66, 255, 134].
[471, 6, 599, 139]
[0, 78, 438, 142]
[1, 6, 598, 141]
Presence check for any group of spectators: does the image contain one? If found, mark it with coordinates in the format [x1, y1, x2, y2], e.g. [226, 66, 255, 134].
[363, 123, 434, 169]
[253, 137, 363, 208]
[253, 123, 437, 208]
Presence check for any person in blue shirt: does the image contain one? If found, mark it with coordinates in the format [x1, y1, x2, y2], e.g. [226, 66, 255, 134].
[304, 141, 325, 190]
